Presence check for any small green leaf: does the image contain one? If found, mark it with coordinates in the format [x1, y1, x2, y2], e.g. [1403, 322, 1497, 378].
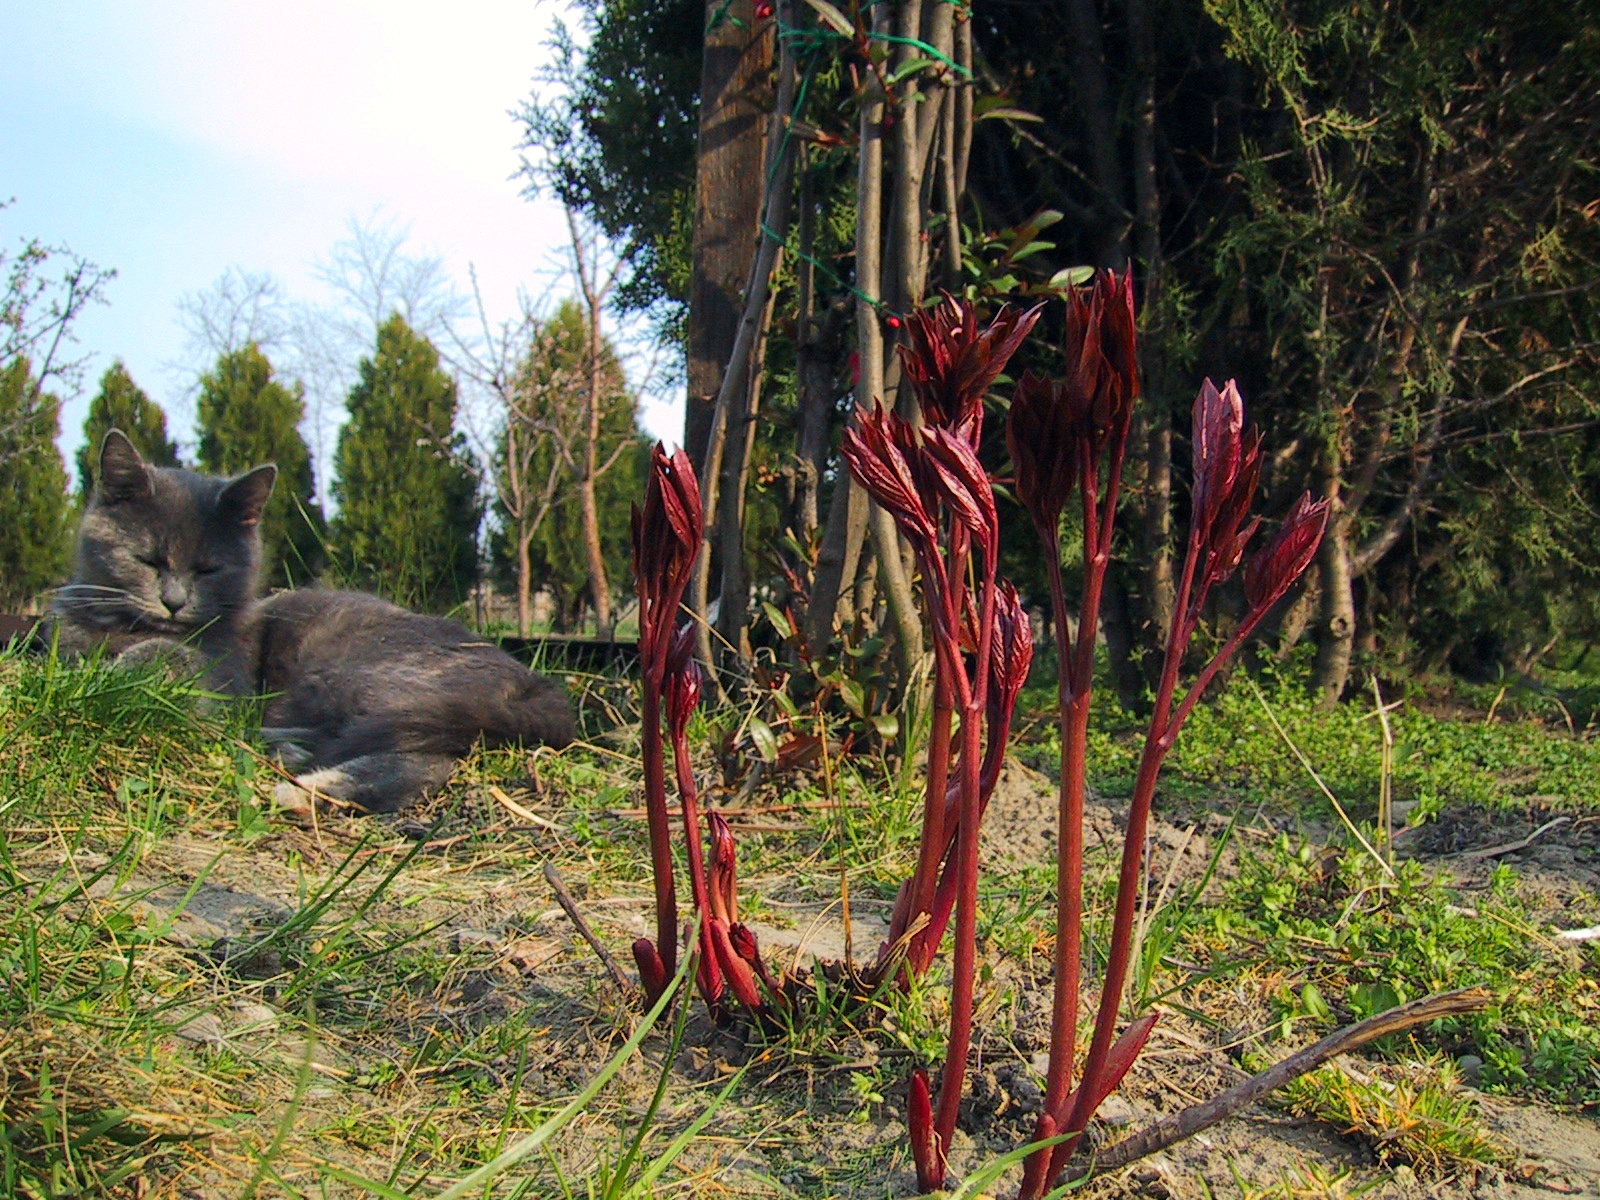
[839, 678, 866, 717]
[1017, 208, 1064, 237]
[888, 56, 941, 85]
[1048, 265, 1096, 289]
[870, 712, 900, 739]
[761, 601, 794, 640]
[748, 717, 779, 763]
[804, 0, 855, 36]
[846, 636, 885, 659]
[1300, 982, 1332, 1021]
[1009, 239, 1056, 262]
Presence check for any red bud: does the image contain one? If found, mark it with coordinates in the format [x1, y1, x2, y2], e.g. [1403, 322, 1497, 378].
[898, 295, 1042, 444]
[1007, 370, 1078, 535]
[664, 623, 703, 735]
[908, 1068, 945, 1192]
[633, 444, 703, 675]
[632, 937, 668, 1007]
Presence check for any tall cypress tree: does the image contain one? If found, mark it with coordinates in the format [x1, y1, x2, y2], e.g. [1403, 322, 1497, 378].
[331, 314, 479, 611]
[0, 358, 71, 609]
[196, 343, 326, 588]
[77, 360, 179, 494]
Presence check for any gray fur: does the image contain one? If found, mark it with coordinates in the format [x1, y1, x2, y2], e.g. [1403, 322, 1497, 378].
[226, 588, 577, 813]
[55, 430, 576, 814]
[53, 429, 274, 661]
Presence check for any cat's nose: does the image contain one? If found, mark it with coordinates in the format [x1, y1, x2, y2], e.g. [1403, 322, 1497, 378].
[161, 579, 189, 616]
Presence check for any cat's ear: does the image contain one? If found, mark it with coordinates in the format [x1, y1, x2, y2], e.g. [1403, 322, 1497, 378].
[220, 464, 278, 528]
[98, 429, 153, 502]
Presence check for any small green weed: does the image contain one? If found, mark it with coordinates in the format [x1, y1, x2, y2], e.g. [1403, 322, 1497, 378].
[1276, 1058, 1506, 1176]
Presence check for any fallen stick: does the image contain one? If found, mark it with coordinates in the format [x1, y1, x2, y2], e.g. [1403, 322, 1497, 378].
[1082, 986, 1492, 1177]
[488, 784, 562, 831]
[1555, 924, 1600, 942]
[544, 862, 634, 997]
[1457, 816, 1571, 862]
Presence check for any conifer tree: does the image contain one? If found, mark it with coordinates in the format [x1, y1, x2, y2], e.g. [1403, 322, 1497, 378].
[76, 360, 179, 493]
[0, 358, 71, 609]
[196, 343, 326, 587]
[331, 314, 479, 611]
[492, 300, 646, 633]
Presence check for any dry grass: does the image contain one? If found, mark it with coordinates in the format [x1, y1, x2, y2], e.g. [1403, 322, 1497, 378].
[2, 648, 1595, 1198]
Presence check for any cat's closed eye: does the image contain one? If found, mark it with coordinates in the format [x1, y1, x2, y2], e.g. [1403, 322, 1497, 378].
[137, 553, 168, 570]
[195, 562, 222, 576]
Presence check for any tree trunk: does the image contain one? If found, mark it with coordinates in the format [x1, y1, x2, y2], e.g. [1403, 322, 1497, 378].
[805, 470, 870, 650]
[581, 305, 612, 638]
[715, 284, 779, 665]
[516, 525, 534, 637]
[1127, 0, 1174, 670]
[856, 2, 925, 681]
[1314, 508, 1356, 706]
[685, 2, 773, 471]
[689, 1, 798, 687]
[792, 295, 849, 542]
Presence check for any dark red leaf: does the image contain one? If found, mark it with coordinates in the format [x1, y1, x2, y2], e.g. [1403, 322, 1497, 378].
[989, 580, 1034, 727]
[1245, 492, 1330, 612]
[728, 921, 785, 1000]
[899, 295, 1042, 443]
[922, 425, 998, 552]
[708, 918, 763, 1011]
[707, 810, 738, 925]
[1045, 1014, 1160, 1185]
[841, 405, 938, 548]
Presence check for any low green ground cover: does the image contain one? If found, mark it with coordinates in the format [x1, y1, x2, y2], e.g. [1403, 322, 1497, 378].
[1, 645, 1595, 1197]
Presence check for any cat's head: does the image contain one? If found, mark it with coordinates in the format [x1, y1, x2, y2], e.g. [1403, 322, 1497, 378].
[55, 430, 278, 637]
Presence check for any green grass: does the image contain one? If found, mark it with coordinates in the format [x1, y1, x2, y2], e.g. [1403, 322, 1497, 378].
[1018, 651, 1600, 816]
[2, 643, 1597, 1198]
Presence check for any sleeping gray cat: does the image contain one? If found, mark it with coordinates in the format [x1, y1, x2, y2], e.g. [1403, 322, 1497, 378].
[55, 429, 576, 814]
[53, 429, 276, 664]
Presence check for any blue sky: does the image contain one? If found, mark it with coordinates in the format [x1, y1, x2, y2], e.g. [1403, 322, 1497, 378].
[1, 2, 683, 473]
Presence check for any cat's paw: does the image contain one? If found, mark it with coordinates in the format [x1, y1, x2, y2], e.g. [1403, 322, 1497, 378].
[263, 736, 315, 772]
[272, 768, 357, 821]
[115, 638, 203, 678]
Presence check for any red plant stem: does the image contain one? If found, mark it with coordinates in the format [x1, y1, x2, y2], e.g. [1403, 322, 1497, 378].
[901, 533, 966, 975]
[1036, 429, 1127, 1140]
[930, 545, 998, 1181]
[1046, 527, 1201, 1186]
[1039, 544, 1085, 1121]
[673, 720, 720, 1000]
[640, 680, 678, 982]
[903, 618, 957, 972]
